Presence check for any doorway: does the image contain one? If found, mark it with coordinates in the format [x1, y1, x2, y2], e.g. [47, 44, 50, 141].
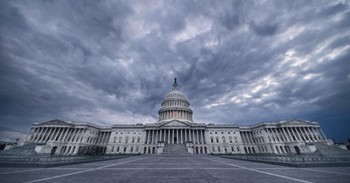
[50, 146, 57, 155]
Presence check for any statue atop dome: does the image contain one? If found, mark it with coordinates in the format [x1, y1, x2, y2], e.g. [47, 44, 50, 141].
[173, 77, 178, 89]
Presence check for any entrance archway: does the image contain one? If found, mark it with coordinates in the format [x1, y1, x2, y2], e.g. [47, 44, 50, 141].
[294, 146, 301, 155]
[50, 146, 57, 155]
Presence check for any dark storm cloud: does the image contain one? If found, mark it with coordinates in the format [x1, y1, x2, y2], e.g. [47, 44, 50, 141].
[0, 0, 349, 142]
[249, 21, 279, 36]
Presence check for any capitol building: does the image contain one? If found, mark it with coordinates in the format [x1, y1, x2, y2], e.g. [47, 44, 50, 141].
[23, 79, 333, 156]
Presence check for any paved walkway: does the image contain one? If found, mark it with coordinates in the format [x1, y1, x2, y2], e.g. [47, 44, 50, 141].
[0, 155, 349, 183]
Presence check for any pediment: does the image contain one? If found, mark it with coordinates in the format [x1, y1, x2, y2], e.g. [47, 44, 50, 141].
[39, 119, 72, 126]
[280, 120, 312, 126]
[161, 120, 190, 127]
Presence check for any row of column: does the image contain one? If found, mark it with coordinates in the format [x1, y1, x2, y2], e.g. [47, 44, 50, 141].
[240, 131, 255, 144]
[159, 110, 192, 120]
[27, 127, 87, 143]
[96, 132, 111, 144]
[145, 129, 205, 144]
[263, 127, 326, 143]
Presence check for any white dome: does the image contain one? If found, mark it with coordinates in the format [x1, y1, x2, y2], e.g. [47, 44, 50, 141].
[158, 78, 193, 122]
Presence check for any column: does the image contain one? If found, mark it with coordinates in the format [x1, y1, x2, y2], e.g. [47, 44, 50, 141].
[189, 130, 192, 142]
[74, 128, 80, 143]
[53, 128, 61, 141]
[185, 129, 187, 142]
[297, 127, 306, 142]
[172, 129, 174, 144]
[147, 130, 152, 144]
[243, 132, 247, 143]
[249, 132, 254, 143]
[152, 130, 155, 144]
[180, 129, 183, 144]
[71, 128, 77, 142]
[155, 130, 159, 144]
[97, 132, 101, 144]
[281, 128, 289, 142]
[46, 127, 55, 141]
[287, 127, 295, 141]
[32, 128, 39, 141]
[42, 128, 50, 142]
[65, 128, 73, 142]
[312, 128, 320, 140]
[37, 128, 45, 142]
[59, 128, 67, 142]
[320, 128, 327, 140]
[294, 127, 303, 140]
[60, 128, 67, 142]
[150, 130, 153, 144]
[291, 127, 300, 141]
[176, 129, 179, 144]
[276, 129, 283, 142]
[38, 127, 45, 142]
[305, 127, 313, 141]
[50, 128, 59, 141]
[30, 128, 37, 141]
[196, 130, 199, 144]
[160, 129, 163, 142]
[168, 129, 170, 144]
[25, 128, 34, 141]
[198, 130, 201, 144]
[96, 132, 101, 144]
[202, 130, 206, 144]
[148, 130, 152, 144]
[246, 132, 251, 143]
[272, 129, 278, 142]
[146, 130, 149, 144]
[285, 127, 292, 141]
[302, 127, 309, 141]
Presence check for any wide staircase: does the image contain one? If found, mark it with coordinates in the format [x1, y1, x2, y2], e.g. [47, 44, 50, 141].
[160, 144, 191, 157]
[0, 143, 39, 157]
[313, 142, 350, 157]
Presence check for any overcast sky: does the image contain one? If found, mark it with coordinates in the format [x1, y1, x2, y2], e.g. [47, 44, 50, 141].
[1, 0, 349, 142]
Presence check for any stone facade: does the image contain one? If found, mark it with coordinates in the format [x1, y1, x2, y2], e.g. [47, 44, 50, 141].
[23, 79, 332, 155]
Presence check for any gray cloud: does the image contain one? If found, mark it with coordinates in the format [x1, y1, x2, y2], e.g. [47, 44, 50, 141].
[0, 0, 349, 142]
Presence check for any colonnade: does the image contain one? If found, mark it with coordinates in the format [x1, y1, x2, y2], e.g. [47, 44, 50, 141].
[240, 131, 255, 144]
[159, 110, 192, 121]
[27, 127, 87, 143]
[145, 129, 205, 144]
[96, 132, 111, 144]
[262, 126, 326, 143]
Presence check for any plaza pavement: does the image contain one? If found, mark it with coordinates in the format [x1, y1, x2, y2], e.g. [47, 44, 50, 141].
[0, 154, 349, 183]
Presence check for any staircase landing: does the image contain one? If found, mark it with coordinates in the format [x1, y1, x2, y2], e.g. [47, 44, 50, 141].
[160, 144, 191, 156]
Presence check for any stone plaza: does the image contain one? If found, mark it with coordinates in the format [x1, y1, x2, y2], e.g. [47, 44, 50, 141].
[1, 154, 350, 183]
